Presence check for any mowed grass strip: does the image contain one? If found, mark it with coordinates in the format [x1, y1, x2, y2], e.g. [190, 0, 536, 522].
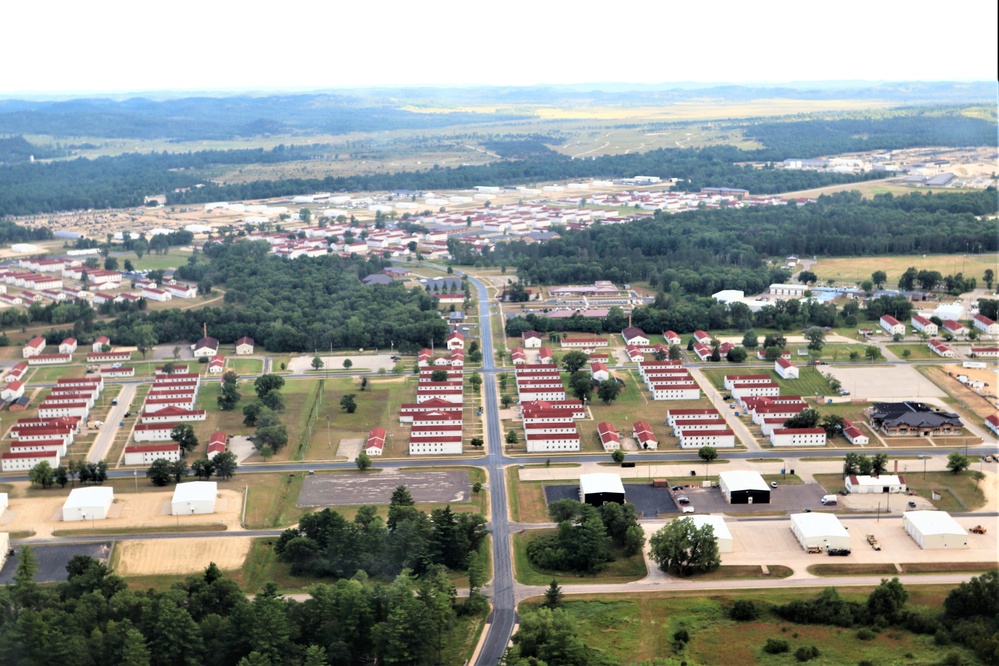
[701, 366, 835, 398]
[527, 586, 977, 666]
[512, 528, 647, 586]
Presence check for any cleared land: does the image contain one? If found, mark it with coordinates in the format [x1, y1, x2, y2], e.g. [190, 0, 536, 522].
[807, 253, 998, 284]
[297, 469, 471, 507]
[115, 537, 253, 576]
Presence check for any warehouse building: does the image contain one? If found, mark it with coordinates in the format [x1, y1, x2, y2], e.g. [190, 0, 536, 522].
[171, 481, 218, 516]
[718, 471, 770, 504]
[579, 473, 626, 507]
[845, 474, 907, 494]
[62, 487, 114, 522]
[903, 511, 968, 550]
[789, 512, 851, 551]
[688, 514, 733, 553]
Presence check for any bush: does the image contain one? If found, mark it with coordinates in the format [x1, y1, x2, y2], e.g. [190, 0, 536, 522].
[763, 638, 790, 654]
[731, 599, 760, 621]
[856, 628, 876, 641]
[673, 628, 689, 644]
[795, 645, 820, 662]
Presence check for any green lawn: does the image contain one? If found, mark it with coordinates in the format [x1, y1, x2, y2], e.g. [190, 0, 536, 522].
[228, 358, 264, 375]
[886, 343, 940, 361]
[27, 364, 86, 382]
[130, 250, 194, 271]
[701, 366, 835, 398]
[512, 529, 647, 585]
[529, 587, 977, 666]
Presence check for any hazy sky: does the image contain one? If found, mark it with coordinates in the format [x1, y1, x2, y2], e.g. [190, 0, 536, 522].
[5, 0, 997, 95]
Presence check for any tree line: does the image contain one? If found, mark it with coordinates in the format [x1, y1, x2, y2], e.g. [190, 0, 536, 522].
[0, 548, 482, 666]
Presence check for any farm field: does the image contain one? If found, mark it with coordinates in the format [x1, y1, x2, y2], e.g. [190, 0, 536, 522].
[806, 252, 998, 284]
[527, 587, 977, 666]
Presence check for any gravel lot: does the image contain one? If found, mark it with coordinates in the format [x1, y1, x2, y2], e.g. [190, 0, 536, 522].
[297, 470, 470, 507]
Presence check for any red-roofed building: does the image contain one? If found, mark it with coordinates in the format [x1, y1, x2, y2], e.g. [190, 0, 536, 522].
[842, 418, 869, 445]
[2, 450, 60, 472]
[775, 358, 799, 379]
[597, 422, 621, 451]
[538, 347, 555, 364]
[141, 406, 207, 423]
[511, 347, 527, 364]
[5, 362, 28, 384]
[632, 421, 658, 450]
[928, 339, 955, 357]
[974, 314, 999, 336]
[446, 331, 465, 350]
[58, 338, 78, 354]
[522, 330, 543, 348]
[985, 414, 999, 438]
[693, 330, 712, 345]
[365, 428, 385, 456]
[124, 444, 181, 466]
[880, 315, 905, 336]
[208, 431, 227, 456]
[590, 361, 609, 381]
[208, 355, 225, 374]
[663, 331, 681, 345]
[23, 337, 46, 358]
[970, 347, 999, 358]
[133, 423, 180, 442]
[942, 320, 968, 336]
[92, 336, 111, 352]
[911, 315, 937, 336]
[771, 428, 827, 447]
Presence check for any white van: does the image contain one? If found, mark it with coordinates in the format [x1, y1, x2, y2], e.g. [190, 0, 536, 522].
[820, 495, 838, 505]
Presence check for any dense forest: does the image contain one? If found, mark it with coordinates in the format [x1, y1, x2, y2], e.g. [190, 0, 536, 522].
[0, 144, 332, 217]
[0, 135, 64, 164]
[468, 190, 998, 292]
[0, 219, 53, 244]
[93, 241, 450, 353]
[0, 549, 482, 666]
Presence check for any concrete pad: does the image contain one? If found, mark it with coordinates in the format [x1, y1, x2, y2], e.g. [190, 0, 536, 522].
[824, 365, 945, 400]
[336, 437, 364, 461]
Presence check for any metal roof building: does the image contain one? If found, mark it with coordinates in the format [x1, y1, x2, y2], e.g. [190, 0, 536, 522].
[579, 473, 625, 507]
[689, 514, 733, 553]
[903, 511, 968, 550]
[718, 471, 770, 504]
[789, 512, 851, 551]
[62, 487, 114, 522]
[171, 481, 218, 516]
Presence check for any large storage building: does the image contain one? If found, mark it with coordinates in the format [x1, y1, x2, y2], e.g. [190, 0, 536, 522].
[62, 487, 114, 522]
[789, 512, 851, 551]
[903, 511, 968, 550]
[688, 515, 733, 553]
[845, 474, 907, 494]
[171, 481, 218, 516]
[579, 473, 626, 507]
[718, 471, 770, 504]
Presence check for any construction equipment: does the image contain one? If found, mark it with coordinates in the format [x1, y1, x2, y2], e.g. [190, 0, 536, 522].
[970, 525, 987, 534]
[807, 546, 823, 554]
[866, 534, 881, 551]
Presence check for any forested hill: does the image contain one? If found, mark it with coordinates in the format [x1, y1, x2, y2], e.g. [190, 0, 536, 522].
[476, 189, 999, 292]
[98, 241, 449, 352]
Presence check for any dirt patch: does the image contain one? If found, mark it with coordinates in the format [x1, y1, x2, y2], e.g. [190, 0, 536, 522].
[336, 438, 364, 461]
[297, 470, 470, 507]
[116, 537, 252, 575]
[921, 366, 997, 420]
[825, 365, 945, 401]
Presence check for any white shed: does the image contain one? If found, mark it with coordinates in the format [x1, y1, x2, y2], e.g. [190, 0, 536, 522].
[689, 514, 733, 553]
[789, 512, 851, 551]
[62, 487, 114, 522]
[903, 511, 968, 550]
[171, 481, 218, 516]
[0, 533, 9, 570]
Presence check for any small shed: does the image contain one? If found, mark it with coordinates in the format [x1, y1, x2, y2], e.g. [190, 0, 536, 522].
[790, 512, 851, 551]
[845, 474, 907, 494]
[903, 511, 968, 550]
[62, 487, 114, 522]
[579, 473, 626, 507]
[718, 471, 770, 504]
[171, 481, 218, 516]
[689, 514, 733, 553]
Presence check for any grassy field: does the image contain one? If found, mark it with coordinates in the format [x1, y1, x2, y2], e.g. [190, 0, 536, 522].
[700, 366, 835, 398]
[885, 343, 940, 361]
[506, 466, 578, 523]
[808, 252, 998, 285]
[130, 249, 193, 272]
[512, 528, 647, 586]
[526, 586, 975, 666]
[814, 471, 987, 512]
[228, 358, 264, 375]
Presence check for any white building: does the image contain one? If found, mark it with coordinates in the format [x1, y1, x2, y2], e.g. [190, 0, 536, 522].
[408, 436, 462, 455]
[845, 474, 907, 494]
[775, 358, 799, 379]
[579, 473, 625, 506]
[880, 314, 906, 336]
[62, 487, 114, 521]
[973, 314, 999, 336]
[911, 315, 938, 336]
[649, 383, 701, 400]
[171, 481, 218, 515]
[770, 428, 827, 447]
[903, 511, 968, 550]
[790, 512, 851, 551]
[678, 429, 736, 449]
[123, 444, 182, 466]
[688, 515, 733, 553]
[525, 433, 581, 452]
[1, 450, 60, 471]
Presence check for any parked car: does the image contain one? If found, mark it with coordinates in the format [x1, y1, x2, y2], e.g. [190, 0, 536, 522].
[770, 481, 778, 488]
[676, 496, 690, 504]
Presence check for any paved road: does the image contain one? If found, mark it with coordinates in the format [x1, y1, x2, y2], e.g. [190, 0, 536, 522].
[87, 383, 137, 463]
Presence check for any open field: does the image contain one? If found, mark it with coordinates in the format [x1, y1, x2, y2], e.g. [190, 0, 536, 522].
[228, 358, 264, 375]
[886, 343, 944, 361]
[512, 528, 647, 586]
[700, 366, 835, 398]
[114, 537, 252, 576]
[524, 586, 977, 666]
[807, 252, 998, 284]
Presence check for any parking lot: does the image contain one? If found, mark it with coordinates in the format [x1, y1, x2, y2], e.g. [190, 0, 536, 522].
[297, 470, 471, 507]
[543, 481, 828, 518]
[0, 542, 112, 584]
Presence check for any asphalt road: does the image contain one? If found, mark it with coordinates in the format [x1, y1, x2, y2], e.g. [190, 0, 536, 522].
[88, 383, 136, 463]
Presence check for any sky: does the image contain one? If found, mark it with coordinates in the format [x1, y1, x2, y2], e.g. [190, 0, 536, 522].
[4, 0, 998, 96]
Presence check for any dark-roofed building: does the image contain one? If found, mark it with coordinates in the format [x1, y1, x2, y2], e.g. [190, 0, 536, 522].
[869, 402, 963, 437]
[362, 274, 393, 286]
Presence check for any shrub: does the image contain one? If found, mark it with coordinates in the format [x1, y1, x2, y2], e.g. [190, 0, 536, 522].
[731, 599, 760, 621]
[795, 645, 820, 662]
[856, 628, 876, 641]
[673, 628, 689, 644]
[763, 638, 790, 655]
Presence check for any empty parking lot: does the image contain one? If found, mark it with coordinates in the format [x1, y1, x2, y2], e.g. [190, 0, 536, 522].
[298, 470, 471, 507]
